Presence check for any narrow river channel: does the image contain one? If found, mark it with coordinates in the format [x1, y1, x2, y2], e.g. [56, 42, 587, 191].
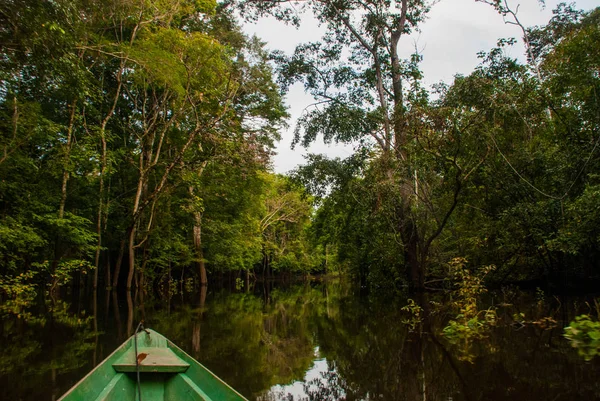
[1, 280, 599, 400]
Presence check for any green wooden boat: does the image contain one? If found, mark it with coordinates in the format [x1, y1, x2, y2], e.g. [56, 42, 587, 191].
[58, 329, 248, 401]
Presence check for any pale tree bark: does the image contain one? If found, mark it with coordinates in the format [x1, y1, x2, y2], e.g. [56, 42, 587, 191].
[330, 0, 445, 289]
[49, 101, 79, 296]
[188, 160, 209, 286]
[476, 0, 551, 121]
[193, 211, 208, 286]
[94, 9, 147, 289]
[94, 54, 125, 288]
[0, 95, 28, 165]
[58, 103, 77, 219]
[387, 0, 426, 289]
[125, 81, 236, 290]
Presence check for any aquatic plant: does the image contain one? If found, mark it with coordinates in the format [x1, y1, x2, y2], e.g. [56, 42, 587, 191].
[442, 257, 497, 362]
[564, 314, 600, 361]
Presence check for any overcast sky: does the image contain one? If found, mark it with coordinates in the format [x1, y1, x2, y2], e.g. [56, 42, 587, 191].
[242, 0, 598, 174]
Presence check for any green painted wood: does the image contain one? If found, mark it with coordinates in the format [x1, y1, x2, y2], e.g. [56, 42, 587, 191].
[137, 330, 168, 348]
[58, 329, 247, 401]
[113, 347, 190, 373]
[139, 376, 165, 401]
[165, 373, 212, 401]
[92, 373, 135, 401]
[58, 336, 133, 401]
[168, 340, 248, 401]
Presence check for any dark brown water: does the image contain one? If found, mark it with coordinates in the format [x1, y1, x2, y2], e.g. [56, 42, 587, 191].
[1, 280, 599, 401]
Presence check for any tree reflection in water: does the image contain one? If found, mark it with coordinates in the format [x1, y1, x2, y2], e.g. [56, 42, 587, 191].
[1, 281, 600, 401]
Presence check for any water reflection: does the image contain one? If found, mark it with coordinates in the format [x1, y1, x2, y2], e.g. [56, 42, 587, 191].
[258, 350, 344, 401]
[1, 281, 599, 401]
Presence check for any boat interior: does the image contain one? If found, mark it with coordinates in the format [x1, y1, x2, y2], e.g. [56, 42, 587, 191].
[59, 330, 244, 401]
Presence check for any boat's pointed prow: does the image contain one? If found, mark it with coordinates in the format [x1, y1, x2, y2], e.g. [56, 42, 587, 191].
[58, 329, 248, 401]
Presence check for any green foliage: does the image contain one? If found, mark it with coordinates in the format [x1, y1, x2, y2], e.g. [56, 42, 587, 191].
[400, 298, 423, 332]
[0, 0, 302, 297]
[0, 271, 39, 321]
[259, 174, 318, 274]
[442, 258, 497, 362]
[0, 218, 46, 270]
[564, 315, 600, 361]
[2, 0, 599, 308]
[44, 259, 94, 289]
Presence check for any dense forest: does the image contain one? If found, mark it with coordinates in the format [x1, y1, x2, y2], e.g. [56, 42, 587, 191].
[1, 0, 600, 314]
[2, 1, 600, 399]
[0, 0, 320, 310]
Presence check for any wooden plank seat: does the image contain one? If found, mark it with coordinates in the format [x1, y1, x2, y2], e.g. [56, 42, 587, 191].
[112, 347, 190, 373]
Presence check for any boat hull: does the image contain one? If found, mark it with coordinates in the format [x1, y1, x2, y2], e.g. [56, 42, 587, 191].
[58, 329, 248, 401]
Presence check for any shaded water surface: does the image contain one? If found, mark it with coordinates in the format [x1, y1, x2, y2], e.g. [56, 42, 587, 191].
[1, 281, 600, 400]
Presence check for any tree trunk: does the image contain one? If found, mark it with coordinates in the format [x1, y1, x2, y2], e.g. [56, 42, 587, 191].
[93, 134, 106, 290]
[401, 217, 424, 290]
[193, 212, 208, 286]
[112, 290, 122, 340]
[126, 225, 136, 290]
[127, 161, 145, 290]
[139, 243, 148, 293]
[105, 257, 111, 291]
[95, 55, 124, 288]
[199, 256, 207, 286]
[407, 238, 423, 291]
[58, 103, 77, 219]
[126, 290, 133, 337]
[112, 239, 125, 288]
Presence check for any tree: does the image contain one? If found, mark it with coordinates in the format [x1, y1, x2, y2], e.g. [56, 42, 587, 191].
[0, 0, 290, 298]
[259, 174, 316, 276]
[235, 0, 494, 289]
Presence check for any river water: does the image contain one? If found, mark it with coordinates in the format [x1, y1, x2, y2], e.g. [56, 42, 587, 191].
[1, 279, 599, 400]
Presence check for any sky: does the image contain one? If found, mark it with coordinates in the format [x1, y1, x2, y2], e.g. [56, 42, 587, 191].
[242, 0, 598, 174]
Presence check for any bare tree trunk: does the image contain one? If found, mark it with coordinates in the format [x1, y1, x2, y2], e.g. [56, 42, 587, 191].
[1, 95, 19, 164]
[58, 103, 77, 219]
[93, 135, 106, 290]
[127, 224, 137, 290]
[126, 290, 133, 337]
[105, 257, 111, 290]
[49, 103, 79, 296]
[403, 220, 423, 290]
[112, 290, 122, 340]
[139, 242, 149, 293]
[193, 212, 208, 286]
[127, 161, 145, 290]
[92, 289, 98, 366]
[185, 160, 209, 286]
[95, 58, 125, 286]
[112, 239, 125, 288]
[199, 253, 207, 286]
[95, 15, 146, 291]
[389, 0, 426, 289]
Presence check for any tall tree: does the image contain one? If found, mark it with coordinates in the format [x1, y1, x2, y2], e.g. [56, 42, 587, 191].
[0, 0, 289, 297]
[237, 0, 489, 289]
